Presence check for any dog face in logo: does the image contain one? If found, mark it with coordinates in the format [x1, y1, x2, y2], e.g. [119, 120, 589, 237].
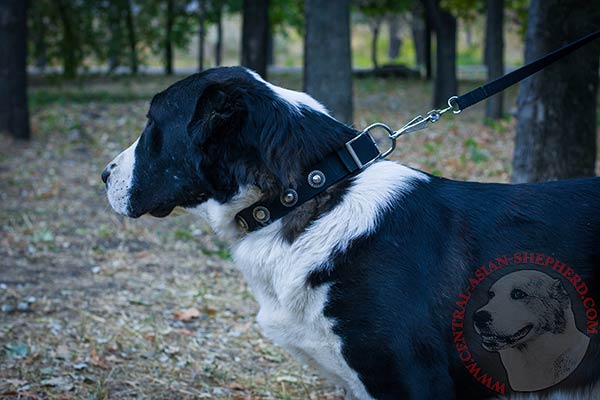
[473, 270, 570, 351]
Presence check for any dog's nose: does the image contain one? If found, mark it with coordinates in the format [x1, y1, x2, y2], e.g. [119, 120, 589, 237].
[473, 310, 492, 328]
[101, 163, 116, 184]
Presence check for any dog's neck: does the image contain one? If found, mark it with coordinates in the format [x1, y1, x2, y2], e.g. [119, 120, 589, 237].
[187, 161, 427, 308]
[189, 179, 351, 243]
[499, 309, 590, 391]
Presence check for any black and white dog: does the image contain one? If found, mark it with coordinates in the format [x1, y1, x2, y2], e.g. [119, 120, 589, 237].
[102, 67, 600, 399]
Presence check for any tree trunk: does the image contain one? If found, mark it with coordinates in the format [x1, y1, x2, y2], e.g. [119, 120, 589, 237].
[465, 23, 473, 47]
[370, 19, 381, 69]
[165, 0, 174, 75]
[56, 0, 78, 78]
[423, 0, 457, 107]
[125, 0, 138, 75]
[198, 0, 205, 71]
[215, 2, 223, 66]
[304, 0, 353, 124]
[108, 2, 123, 73]
[267, 25, 274, 66]
[32, 2, 46, 71]
[387, 14, 402, 59]
[484, 0, 504, 119]
[412, 7, 425, 69]
[512, 0, 600, 183]
[0, 0, 30, 140]
[424, 10, 432, 80]
[241, 0, 269, 78]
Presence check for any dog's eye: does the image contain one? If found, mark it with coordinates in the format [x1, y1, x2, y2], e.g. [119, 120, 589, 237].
[488, 291, 495, 299]
[511, 289, 527, 300]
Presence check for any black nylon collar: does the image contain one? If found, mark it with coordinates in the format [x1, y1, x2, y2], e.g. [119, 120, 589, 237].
[235, 132, 382, 233]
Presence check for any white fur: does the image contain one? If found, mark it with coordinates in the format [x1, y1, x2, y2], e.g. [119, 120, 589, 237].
[189, 161, 428, 399]
[105, 138, 138, 215]
[246, 69, 330, 115]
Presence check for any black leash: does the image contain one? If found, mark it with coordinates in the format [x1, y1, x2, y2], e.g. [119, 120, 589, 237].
[235, 29, 600, 234]
[454, 29, 600, 112]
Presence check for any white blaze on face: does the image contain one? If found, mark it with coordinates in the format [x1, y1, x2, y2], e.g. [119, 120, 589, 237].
[105, 138, 139, 216]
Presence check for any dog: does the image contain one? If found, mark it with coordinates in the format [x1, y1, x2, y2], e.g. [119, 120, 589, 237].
[474, 270, 590, 392]
[102, 66, 600, 399]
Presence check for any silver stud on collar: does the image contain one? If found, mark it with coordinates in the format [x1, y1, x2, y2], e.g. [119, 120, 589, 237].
[236, 215, 249, 232]
[280, 189, 298, 207]
[252, 206, 270, 223]
[308, 170, 326, 188]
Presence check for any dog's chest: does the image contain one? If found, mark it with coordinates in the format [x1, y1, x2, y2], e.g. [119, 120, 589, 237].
[231, 227, 374, 399]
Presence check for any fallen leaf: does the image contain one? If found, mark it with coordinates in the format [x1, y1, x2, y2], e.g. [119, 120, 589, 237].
[40, 376, 73, 391]
[201, 305, 218, 316]
[4, 379, 27, 387]
[174, 328, 194, 336]
[276, 375, 298, 383]
[143, 333, 156, 343]
[162, 345, 180, 355]
[227, 383, 247, 391]
[174, 307, 200, 321]
[89, 349, 109, 370]
[54, 344, 71, 360]
[4, 343, 29, 359]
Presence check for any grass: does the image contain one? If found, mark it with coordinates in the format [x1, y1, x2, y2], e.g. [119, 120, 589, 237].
[1, 71, 599, 399]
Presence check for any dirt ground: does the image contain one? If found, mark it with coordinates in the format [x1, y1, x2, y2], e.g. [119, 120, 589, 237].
[1, 74, 598, 399]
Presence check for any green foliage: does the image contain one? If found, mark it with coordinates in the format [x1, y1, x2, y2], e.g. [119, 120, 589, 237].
[135, 0, 197, 59]
[354, 0, 414, 17]
[464, 138, 489, 163]
[440, 0, 482, 21]
[505, 0, 529, 36]
[27, 0, 208, 76]
[441, 0, 530, 29]
[270, 0, 304, 34]
[457, 44, 481, 65]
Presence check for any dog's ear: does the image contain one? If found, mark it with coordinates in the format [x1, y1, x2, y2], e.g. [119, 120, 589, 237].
[187, 82, 248, 144]
[550, 278, 570, 305]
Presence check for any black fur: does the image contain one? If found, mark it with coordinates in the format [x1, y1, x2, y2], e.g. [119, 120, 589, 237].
[112, 66, 600, 399]
[310, 177, 600, 399]
[128, 67, 356, 222]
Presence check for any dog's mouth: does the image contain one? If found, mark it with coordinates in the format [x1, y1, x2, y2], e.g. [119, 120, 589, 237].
[479, 324, 533, 351]
[147, 194, 208, 218]
[149, 205, 176, 218]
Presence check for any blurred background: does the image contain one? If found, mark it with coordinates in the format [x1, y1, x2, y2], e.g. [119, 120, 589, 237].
[0, 1, 599, 399]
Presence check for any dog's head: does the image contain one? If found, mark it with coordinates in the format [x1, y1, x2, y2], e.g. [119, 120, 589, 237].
[473, 270, 570, 351]
[102, 67, 354, 220]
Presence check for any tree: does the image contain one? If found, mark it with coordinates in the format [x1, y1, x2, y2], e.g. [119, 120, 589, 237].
[125, 0, 138, 74]
[304, 0, 353, 124]
[356, 0, 413, 69]
[0, 0, 30, 140]
[484, 0, 504, 119]
[241, 0, 269, 77]
[512, 0, 600, 183]
[106, 0, 125, 72]
[411, 2, 432, 79]
[165, 0, 174, 75]
[214, 0, 223, 65]
[387, 14, 402, 59]
[198, 0, 206, 71]
[55, 0, 80, 78]
[29, 0, 48, 71]
[422, 0, 457, 108]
